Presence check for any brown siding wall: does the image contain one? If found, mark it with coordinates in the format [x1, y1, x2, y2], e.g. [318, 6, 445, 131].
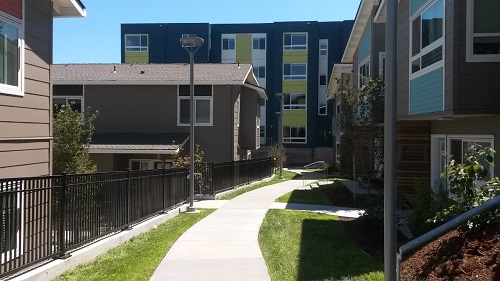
[84, 84, 234, 164]
[239, 87, 259, 150]
[0, 0, 52, 178]
[0, 0, 22, 19]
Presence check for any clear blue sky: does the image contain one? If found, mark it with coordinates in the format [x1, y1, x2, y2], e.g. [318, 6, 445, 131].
[53, 0, 360, 63]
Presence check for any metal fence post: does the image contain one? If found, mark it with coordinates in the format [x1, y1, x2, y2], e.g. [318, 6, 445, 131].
[57, 174, 70, 259]
[123, 169, 132, 230]
[162, 168, 167, 212]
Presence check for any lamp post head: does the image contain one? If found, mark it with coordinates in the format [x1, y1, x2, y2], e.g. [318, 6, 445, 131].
[180, 37, 204, 48]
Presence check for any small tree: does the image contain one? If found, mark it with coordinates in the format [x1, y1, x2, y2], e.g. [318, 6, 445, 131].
[172, 144, 205, 168]
[53, 104, 98, 174]
[265, 142, 286, 168]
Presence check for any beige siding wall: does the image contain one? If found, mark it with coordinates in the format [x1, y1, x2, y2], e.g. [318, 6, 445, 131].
[0, 0, 52, 178]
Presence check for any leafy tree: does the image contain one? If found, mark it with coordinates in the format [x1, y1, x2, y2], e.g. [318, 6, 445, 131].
[335, 75, 384, 189]
[53, 103, 98, 174]
[265, 142, 287, 168]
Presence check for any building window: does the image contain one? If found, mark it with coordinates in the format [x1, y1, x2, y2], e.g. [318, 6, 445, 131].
[260, 126, 266, 138]
[466, 0, 500, 62]
[319, 43, 328, 55]
[283, 126, 306, 143]
[318, 103, 327, 115]
[254, 66, 266, 78]
[125, 34, 148, 52]
[379, 52, 386, 81]
[283, 33, 307, 50]
[336, 101, 341, 115]
[358, 59, 370, 89]
[319, 74, 327, 86]
[253, 37, 265, 50]
[283, 63, 306, 80]
[222, 38, 235, 50]
[283, 93, 306, 110]
[410, 0, 444, 76]
[53, 97, 83, 113]
[182, 34, 196, 38]
[0, 12, 23, 96]
[178, 85, 213, 126]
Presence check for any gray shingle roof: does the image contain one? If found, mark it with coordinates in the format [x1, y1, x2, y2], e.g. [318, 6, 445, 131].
[89, 133, 188, 153]
[53, 63, 253, 85]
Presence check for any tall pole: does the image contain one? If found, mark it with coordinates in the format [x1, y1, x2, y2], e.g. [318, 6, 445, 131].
[384, 0, 398, 280]
[278, 110, 283, 179]
[180, 36, 204, 214]
[187, 50, 197, 213]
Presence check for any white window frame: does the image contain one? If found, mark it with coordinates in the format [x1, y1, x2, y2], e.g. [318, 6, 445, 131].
[358, 58, 370, 89]
[53, 96, 85, 122]
[0, 10, 25, 97]
[177, 85, 213, 126]
[222, 38, 235, 50]
[283, 33, 307, 50]
[129, 159, 170, 170]
[124, 34, 148, 52]
[466, 0, 500, 62]
[283, 126, 307, 144]
[283, 93, 307, 110]
[409, 0, 445, 80]
[0, 181, 24, 263]
[283, 63, 307, 80]
[252, 37, 266, 50]
[336, 100, 341, 115]
[431, 134, 495, 190]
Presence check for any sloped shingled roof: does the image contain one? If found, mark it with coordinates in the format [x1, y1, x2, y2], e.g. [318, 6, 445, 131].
[53, 63, 254, 85]
[89, 133, 189, 154]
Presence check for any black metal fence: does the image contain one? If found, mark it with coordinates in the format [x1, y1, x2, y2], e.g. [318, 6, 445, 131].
[0, 168, 188, 278]
[194, 157, 274, 195]
[0, 157, 273, 278]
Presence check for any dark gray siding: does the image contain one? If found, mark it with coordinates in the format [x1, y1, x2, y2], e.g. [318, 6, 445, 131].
[0, 0, 53, 178]
[454, 0, 500, 114]
[239, 87, 259, 150]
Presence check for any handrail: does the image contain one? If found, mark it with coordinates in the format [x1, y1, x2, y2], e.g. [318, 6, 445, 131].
[397, 196, 500, 279]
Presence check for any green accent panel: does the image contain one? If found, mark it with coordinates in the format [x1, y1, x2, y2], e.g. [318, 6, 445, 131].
[236, 34, 252, 63]
[125, 51, 149, 63]
[283, 110, 307, 126]
[283, 50, 308, 63]
[282, 80, 307, 93]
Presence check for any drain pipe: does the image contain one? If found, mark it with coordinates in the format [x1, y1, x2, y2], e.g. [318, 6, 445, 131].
[397, 196, 500, 279]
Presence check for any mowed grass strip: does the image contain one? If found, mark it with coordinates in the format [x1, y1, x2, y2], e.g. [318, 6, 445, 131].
[219, 170, 298, 200]
[259, 209, 383, 281]
[56, 209, 214, 281]
[276, 187, 332, 206]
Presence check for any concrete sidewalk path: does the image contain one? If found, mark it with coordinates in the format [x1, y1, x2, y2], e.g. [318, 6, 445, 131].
[150, 174, 321, 281]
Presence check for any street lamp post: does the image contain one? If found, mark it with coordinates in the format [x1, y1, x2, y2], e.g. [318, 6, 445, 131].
[275, 93, 286, 180]
[180, 36, 204, 213]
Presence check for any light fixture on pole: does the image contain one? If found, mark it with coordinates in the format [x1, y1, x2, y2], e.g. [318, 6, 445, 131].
[275, 93, 287, 180]
[180, 36, 204, 213]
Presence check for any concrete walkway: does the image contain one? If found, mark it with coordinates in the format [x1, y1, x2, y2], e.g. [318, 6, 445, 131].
[150, 173, 322, 281]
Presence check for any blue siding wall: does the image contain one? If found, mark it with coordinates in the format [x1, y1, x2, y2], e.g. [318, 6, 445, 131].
[411, 0, 430, 16]
[410, 67, 444, 115]
[357, 20, 371, 63]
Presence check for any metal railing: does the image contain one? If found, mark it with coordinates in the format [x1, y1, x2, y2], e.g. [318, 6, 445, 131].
[195, 157, 274, 195]
[0, 157, 273, 278]
[396, 196, 500, 280]
[0, 168, 188, 278]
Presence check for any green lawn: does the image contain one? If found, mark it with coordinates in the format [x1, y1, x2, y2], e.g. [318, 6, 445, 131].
[56, 209, 214, 281]
[218, 170, 298, 200]
[276, 188, 332, 206]
[259, 209, 384, 281]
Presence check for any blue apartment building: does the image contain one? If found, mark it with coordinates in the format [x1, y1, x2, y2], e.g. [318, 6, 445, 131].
[120, 21, 353, 165]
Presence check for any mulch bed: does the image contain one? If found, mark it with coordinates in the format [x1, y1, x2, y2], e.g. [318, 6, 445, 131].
[319, 182, 500, 280]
